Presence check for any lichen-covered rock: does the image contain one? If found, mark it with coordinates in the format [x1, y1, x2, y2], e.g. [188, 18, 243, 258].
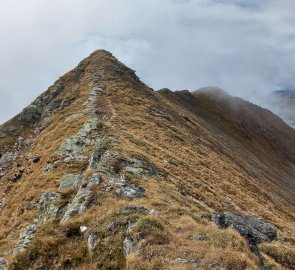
[121, 205, 155, 215]
[18, 104, 41, 122]
[56, 116, 97, 162]
[111, 176, 145, 199]
[87, 233, 97, 255]
[42, 163, 53, 173]
[14, 224, 37, 255]
[38, 192, 61, 224]
[0, 152, 15, 165]
[0, 257, 7, 270]
[189, 233, 208, 241]
[0, 198, 7, 213]
[59, 173, 83, 191]
[210, 211, 277, 266]
[0, 167, 6, 176]
[210, 212, 277, 244]
[124, 159, 156, 176]
[123, 237, 134, 256]
[60, 174, 100, 224]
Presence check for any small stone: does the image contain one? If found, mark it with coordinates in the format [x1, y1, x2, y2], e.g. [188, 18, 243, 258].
[175, 258, 188, 264]
[42, 163, 53, 173]
[107, 222, 116, 231]
[25, 202, 35, 211]
[0, 257, 7, 270]
[192, 183, 200, 188]
[4, 249, 12, 255]
[32, 155, 41, 163]
[209, 261, 221, 270]
[87, 233, 97, 255]
[189, 233, 208, 241]
[121, 205, 155, 215]
[80, 226, 87, 235]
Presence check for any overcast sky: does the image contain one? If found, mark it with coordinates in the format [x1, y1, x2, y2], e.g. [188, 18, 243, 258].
[1, 0, 295, 123]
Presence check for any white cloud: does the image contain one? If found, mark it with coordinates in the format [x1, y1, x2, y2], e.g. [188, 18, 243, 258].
[1, 0, 295, 123]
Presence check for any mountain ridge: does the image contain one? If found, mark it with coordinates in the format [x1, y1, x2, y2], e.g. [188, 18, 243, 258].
[0, 50, 294, 270]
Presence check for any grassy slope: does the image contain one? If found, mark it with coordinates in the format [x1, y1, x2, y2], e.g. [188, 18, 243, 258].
[0, 51, 294, 269]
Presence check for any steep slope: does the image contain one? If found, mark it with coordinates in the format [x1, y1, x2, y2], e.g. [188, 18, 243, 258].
[0, 51, 294, 270]
[268, 90, 295, 128]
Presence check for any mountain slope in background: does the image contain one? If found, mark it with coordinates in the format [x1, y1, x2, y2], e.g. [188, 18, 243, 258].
[268, 89, 295, 128]
[0, 51, 294, 270]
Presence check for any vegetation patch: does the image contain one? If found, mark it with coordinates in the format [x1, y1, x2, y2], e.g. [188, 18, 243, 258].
[260, 242, 295, 269]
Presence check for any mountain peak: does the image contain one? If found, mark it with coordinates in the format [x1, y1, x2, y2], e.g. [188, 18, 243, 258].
[0, 52, 294, 269]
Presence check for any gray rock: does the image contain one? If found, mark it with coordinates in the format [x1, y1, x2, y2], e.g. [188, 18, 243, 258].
[209, 261, 221, 270]
[0, 167, 6, 176]
[87, 233, 97, 255]
[123, 237, 134, 256]
[121, 205, 155, 215]
[189, 233, 208, 241]
[124, 159, 156, 176]
[210, 212, 277, 244]
[60, 174, 100, 224]
[59, 174, 83, 190]
[210, 211, 277, 267]
[25, 201, 35, 211]
[14, 224, 37, 255]
[57, 116, 97, 162]
[8, 173, 23, 182]
[111, 176, 145, 199]
[0, 257, 7, 270]
[0, 152, 15, 165]
[0, 198, 7, 213]
[175, 258, 188, 264]
[4, 250, 12, 255]
[42, 163, 54, 173]
[18, 104, 41, 122]
[38, 192, 61, 224]
[87, 85, 102, 111]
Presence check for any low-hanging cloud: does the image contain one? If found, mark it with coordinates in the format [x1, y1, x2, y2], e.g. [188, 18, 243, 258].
[1, 0, 295, 123]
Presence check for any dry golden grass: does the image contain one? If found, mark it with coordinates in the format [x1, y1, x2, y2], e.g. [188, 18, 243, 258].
[0, 50, 294, 269]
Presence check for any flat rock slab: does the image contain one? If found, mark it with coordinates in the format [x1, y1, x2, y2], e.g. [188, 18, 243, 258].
[59, 174, 83, 190]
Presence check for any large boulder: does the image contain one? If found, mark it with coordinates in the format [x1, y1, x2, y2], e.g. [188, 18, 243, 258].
[210, 212, 277, 245]
[210, 211, 277, 267]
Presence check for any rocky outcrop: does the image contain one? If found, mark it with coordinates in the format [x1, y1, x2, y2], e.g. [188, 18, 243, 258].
[14, 224, 37, 255]
[111, 176, 145, 199]
[56, 116, 97, 162]
[210, 212, 277, 266]
[38, 192, 62, 224]
[59, 174, 83, 191]
[60, 174, 100, 224]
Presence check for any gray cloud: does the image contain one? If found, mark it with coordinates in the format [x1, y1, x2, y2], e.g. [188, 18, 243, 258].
[1, 0, 295, 123]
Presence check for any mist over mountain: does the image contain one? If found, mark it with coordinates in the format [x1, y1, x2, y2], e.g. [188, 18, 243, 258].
[266, 89, 295, 128]
[0, 51, 294, 270]
[2, 0, 295, 124]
